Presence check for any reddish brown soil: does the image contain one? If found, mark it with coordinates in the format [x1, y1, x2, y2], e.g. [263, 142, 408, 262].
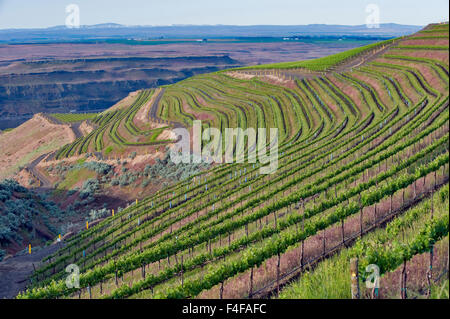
[375, 57, 446, 93]
[369, 61, 421, 104]
[182, 101, 215, 122]
[327, 75, 364, 113]
[411, 32, 449, 38]
[197, 169, 447, 299]
[387, 49, 449, 64]
[351, 72, 393, 108]
[366, 237, 448, 299]
[0, 114, 75, 180]
[401, 39, 449, 46]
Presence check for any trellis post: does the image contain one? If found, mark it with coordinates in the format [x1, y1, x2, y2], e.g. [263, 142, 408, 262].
[350, 258, 360, 299]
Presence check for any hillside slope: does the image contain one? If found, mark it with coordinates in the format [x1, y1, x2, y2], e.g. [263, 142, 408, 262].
[14, 22, 450, 299]
[0, 114, 76, 181]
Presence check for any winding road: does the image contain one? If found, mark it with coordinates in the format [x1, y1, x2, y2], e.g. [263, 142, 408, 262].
[25, 116, 85, 189]
[25, 153, 53, 189]
[148, 88, 184, 129]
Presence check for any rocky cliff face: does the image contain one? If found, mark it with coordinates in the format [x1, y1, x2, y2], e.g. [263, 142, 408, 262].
[0, 56, 240, 129]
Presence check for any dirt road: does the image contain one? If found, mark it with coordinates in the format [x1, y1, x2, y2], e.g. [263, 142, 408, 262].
[148, 88, 184, 129]
[0, 242, 64, 299]
[26, 153, 52, 189]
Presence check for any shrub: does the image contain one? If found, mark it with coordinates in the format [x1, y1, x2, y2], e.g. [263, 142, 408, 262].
[88, 208, 109, 221]
[0, 248, 6, 261]
[79, 178, 99, 199]
[71, 161, 112, 175]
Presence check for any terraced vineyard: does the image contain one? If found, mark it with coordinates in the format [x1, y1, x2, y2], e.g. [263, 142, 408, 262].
[50, 113, 98, 123]
[19, 23, 449, 299]
[54, 89, 176, 159]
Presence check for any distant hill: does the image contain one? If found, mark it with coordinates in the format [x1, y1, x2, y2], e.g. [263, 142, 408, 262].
[0, 23, 422, 43]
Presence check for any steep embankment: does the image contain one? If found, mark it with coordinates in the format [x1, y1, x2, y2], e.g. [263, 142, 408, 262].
[0, 114, 76, 181]
[0, 55, 241, 129]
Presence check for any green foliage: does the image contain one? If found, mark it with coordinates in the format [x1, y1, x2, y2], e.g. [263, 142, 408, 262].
[17, 30, 450, 299]
[88, 208, 109, 222]
[50, 113, 98, 123]
[234, 39, 396, 71]
[79, 179, 100, 200]
[0, 180, 64, 247]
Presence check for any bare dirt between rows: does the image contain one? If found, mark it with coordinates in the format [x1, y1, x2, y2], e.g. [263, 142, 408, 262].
[0, 242, 64, 299]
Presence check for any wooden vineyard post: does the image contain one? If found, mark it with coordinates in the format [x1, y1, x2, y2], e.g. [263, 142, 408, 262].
[390, 193, 393, 214]
[374, 203, 377, 222]
[249, 267, 254, 299]
[443, 164, 446, 183]
[427, 194, 434, 298]
[300, 240, 304, 268]
[427, 247, 433, 298]
[142, 262, 146, 279]
[115, 261, 118, 286]
[220, 282, 224, 299]
[88, 285, 92, 299]
[360, 206, 363, 238]
[273, 211, 277, 229]
[350, 258, 360, 299]
[322, 230, 326, 257]
[276, 253, 281, 298]
[402, 188, 405, 206]
[180, 255, 184, 287]
[434, 170, 437, 189]
[401, 260, 407, 299]
[431, 187, 434, 218]
[341, 219, 345, 246]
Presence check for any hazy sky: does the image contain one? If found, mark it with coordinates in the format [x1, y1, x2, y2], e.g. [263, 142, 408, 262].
[0, 0, 448, 29]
